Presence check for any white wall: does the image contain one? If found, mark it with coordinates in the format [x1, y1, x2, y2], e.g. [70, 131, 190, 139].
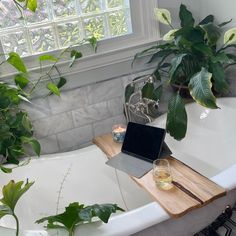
[199, 0, 236, 28]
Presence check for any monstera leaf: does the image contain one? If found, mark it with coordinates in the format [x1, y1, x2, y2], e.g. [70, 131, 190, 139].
[188, 67, 218, 109]
[166, 93, 187, 140]
[36, 202, 124, 236]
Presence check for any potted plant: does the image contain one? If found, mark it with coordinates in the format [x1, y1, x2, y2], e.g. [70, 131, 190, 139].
[132, 4, 236, 140]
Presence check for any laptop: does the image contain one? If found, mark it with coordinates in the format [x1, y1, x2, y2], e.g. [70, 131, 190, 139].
[106, 122, 172, 178]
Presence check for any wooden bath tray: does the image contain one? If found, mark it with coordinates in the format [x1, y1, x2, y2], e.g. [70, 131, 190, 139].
[93, 133, 226, 217]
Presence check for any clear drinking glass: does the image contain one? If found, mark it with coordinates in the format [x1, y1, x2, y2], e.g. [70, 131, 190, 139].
[153, 159, 173, 190]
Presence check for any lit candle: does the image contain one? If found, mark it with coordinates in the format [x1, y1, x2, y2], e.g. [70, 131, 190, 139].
[112, 124, 127, 143]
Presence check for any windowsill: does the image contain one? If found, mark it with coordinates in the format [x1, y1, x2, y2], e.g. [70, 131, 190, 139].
[3, 37, 160, 97]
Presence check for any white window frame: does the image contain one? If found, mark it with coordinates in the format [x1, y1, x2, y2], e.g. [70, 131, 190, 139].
[1, 0, 161, 89]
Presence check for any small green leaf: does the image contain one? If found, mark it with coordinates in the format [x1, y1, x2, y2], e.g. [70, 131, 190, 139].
[7, 52, 27, 73]
[21, 137, 41, 156]
[27, 0, 37, 12]
[148, 49, 173, 64]
[87, 36, 98, 52]
[218, 19, 232, 27]
[142, 82, 154, 99]
[0, 205, 13, 218]
[179, 4, 195, 28]
[14, 74, 29, 89]
[152, 85, 163, 101]
[153, 69, 161, 81]
[0, 166, 12, 174]
[57, 77, 67, 89]
[125, 84, 135, 102]
[39, 55, 58, 62]
[47, 83, 60, 96]
[210, 62, 229, 93]
[1, 180, 34, 211]
[22, 114, 32, 132]
[154, 8, 172, 25]
[199, 15, 214, 25]
[80, 204, 124, 223]
[169, 54, 186, 82]
[69, 50, 83, 68]
[192, 43, 213, 57]
[166, 93, 187, 140]
[188, 67, 218, 109]
[201, 23, 221, 46]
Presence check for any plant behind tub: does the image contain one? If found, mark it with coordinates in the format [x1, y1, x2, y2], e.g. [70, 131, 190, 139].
[132, 4, 236, 140]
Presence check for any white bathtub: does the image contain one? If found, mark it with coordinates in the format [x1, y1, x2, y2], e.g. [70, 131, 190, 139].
[0, 97, 236, 236]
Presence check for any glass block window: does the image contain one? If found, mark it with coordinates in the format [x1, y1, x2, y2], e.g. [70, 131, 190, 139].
[0, 0, 132, 57]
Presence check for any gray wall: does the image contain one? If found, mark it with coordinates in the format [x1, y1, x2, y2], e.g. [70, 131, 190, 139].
[24, 0, 236, 155]
[23, 70, 160, 155]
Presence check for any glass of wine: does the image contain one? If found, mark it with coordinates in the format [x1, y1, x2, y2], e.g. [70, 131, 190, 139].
[153, 159, 173, 190]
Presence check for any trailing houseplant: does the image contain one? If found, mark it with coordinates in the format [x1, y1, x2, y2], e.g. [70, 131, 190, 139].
[132, 4, 236, 140]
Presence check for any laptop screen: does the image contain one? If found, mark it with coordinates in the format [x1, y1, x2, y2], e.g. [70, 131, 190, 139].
[121, 122, 166, 162]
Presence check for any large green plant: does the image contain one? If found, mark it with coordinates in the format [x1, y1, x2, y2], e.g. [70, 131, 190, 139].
[132, 4, 236, 140]
[0, 40, 96, 170]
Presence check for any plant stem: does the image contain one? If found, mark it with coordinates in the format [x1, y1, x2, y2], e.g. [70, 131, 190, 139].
[13, 213, 20, 236]
[68, 228, 74, 236]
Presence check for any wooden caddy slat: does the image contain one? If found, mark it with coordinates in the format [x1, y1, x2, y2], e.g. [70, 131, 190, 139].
[93, 133, 226, 217]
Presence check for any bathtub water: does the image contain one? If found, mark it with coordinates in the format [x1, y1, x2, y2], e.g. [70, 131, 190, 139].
[0, 97, 236, 236]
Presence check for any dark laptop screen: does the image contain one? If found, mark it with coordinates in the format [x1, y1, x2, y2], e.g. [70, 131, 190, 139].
[121, 122, 166, 162]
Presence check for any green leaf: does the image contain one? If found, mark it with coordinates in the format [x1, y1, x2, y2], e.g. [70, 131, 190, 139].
[188, 67, 218, 109]
[14, 74, 29, 89]
[80, 204, 124, 223]
[36, 202, 123, 235]
[142, 82, 154, 99]
[201, 23, 221, 46]
[169, 54, 186, 82]
[0, 205, 13, 218]
[192, 43, 213, 57]
[179, 4, 195, 28]
[153, 69, 161, 81]
[125, 84, 135, 102]
[7, 52, 27, 73]
[57, 77, 67, 89]
[218, 19, 232, 27]
[22, 114, 32, 132]
[27, 0, 37, 12]
[175, 27, 205, 44]
[199, 15, 214, 25]
[154, 8, 172, 25]
[47, 83, 60, 96]
[148, 49, 174, 64]
[166, 93, 187, 140]
[1, 180, 34, 211]
[39, 55, 58, 62]
[87, 36, 98, 52]
[211, 53, 230, 64]
[152, 85, 163, 101]
[69, 50, 83, 68]
[0, 166, 12, 174]
[21, 137, 41, 156]
[36, 202, 84, 231]
[209, 62, 229, 93]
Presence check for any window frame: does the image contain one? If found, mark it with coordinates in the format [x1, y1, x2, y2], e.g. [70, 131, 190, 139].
[1, 0, 161, 89]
